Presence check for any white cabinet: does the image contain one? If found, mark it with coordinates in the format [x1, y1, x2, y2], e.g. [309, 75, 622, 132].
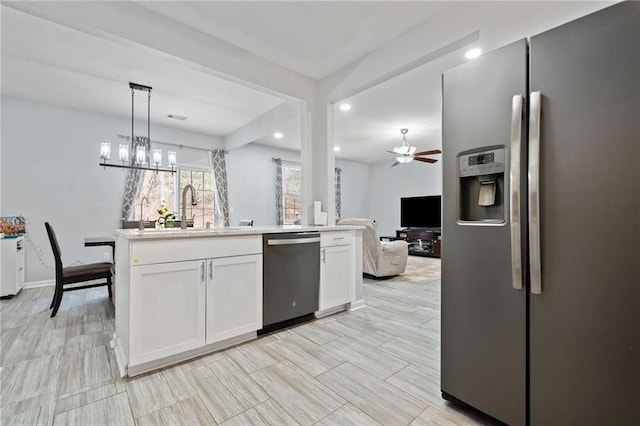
[112, 229, 361, 376]
[319, 232, 354, 311]
[128, 254, 262, 366]
[206, 255, 262, 344]
[130, 260, 205, 365]
[1, 237, 25, 298]
[116, 235, 264, 375]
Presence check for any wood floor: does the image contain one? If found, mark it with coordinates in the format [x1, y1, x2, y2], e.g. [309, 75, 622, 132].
[1, 269, 492, 425]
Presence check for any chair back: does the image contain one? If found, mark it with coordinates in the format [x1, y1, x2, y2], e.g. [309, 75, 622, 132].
[337, 218, 383, 264]
[44, 222, 63, 270]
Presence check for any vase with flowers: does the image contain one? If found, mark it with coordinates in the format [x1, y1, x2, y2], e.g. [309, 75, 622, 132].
[156, 200, 176, 228]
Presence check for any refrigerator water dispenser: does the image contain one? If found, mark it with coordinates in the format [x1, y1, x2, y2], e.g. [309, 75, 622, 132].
[458, 147, 506, 223]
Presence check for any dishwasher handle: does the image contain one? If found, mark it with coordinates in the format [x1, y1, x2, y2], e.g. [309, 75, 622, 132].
[267, 237, 320, 246]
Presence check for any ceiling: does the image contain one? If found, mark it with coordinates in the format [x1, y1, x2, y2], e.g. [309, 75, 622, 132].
[0, 6, 285, 138]
[1, 1, 614, 163]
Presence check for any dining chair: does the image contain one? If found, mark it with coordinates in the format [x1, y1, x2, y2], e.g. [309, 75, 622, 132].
[44, 222, 113, 317]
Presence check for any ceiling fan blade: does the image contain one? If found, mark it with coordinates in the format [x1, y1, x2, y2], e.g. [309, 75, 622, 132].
[414, 157, 438, 164]
[414, 149, 442, 156]
[391, 161, 400, 167]
[386, 150, 399, 155]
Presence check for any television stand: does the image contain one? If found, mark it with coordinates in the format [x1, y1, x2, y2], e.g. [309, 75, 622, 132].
[396, 228, 441, 258]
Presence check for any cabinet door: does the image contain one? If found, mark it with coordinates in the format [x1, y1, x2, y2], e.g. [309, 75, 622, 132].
[130, 260, 205, 365]
[320, 245, 352, 310]
[206, 255, 262, 344]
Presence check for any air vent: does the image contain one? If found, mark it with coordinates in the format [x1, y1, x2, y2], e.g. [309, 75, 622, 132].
[167, 114, 188, 121]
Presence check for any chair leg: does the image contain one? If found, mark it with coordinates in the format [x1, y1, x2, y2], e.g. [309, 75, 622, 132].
[49, 280, 60, 309]
[107, 276, 113, 299]
[51, 282, 64, 317]
[49, 288, 56, 309]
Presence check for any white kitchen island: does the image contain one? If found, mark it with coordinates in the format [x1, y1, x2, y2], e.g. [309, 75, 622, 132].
[111, 225, 363, 377]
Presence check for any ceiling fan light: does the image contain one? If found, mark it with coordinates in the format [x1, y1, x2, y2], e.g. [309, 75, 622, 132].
[393, 145, 416, 155]
[397, 156, 413, 164]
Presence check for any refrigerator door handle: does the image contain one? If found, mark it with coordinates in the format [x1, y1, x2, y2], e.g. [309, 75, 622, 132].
[510, 94, 525, 290]
[529, 91, 542, 295]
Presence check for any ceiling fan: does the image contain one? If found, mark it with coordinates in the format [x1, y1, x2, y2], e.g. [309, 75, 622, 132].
[388, 128, 441, 167]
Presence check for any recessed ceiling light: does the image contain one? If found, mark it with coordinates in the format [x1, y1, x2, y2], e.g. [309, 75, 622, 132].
[273, 132, 283, 139]
[339, 103, 351, 111]
[334, 146, 341, 152]
[465, 48, 482, 59]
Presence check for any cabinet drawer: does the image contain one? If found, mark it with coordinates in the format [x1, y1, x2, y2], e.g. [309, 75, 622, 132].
[321, 231, 353, 247]
[130, 236, 262, 265]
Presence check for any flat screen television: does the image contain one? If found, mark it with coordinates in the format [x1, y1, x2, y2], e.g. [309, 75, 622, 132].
[401, 195, 441, 229]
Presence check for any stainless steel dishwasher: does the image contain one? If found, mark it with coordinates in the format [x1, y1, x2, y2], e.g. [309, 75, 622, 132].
[261, 232, 320, 333]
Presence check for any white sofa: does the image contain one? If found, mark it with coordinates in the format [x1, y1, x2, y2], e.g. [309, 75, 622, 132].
[338, 218, 408, 278]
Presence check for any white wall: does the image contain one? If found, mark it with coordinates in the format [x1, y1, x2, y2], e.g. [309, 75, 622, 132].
[335, 158, 369, 219]
[1, 96, 223, 283]
[368, 160, 442, 237]
[225, 143, 298, 227]
[226, 143, 370, 227]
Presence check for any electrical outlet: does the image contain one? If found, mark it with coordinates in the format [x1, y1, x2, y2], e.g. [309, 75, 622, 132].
[104, 252, 110, 261]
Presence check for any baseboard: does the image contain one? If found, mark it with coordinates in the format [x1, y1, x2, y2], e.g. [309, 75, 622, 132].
[110, 333, 127, 378]
[349, 299, 366, 311]
[23, 279, 54, 289]
[125, 331, 256, 377]
[315, 304, 349, 318]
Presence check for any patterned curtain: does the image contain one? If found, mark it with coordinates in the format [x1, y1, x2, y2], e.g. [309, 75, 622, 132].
[335, 167, 342, 219]
[120, 136, 150, 220]
[273, 158, 283, 225]
[209, 150, 230, 227]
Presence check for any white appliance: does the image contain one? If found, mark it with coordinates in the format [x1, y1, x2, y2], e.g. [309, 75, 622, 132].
[1, 236, 26, 298]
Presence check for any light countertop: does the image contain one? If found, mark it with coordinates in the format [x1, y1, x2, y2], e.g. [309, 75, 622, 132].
[114, 225, 363, 240]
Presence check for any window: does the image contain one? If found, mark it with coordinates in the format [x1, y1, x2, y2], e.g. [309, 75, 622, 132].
[135, 171, 176, 222]
[282, 163, 302, 225]
[179, 169, 214, 228]
[135, 168, 215, 227]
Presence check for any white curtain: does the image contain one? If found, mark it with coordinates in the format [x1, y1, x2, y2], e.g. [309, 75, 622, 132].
[120, 136, 150, 220]
[209, 150, 230, 227]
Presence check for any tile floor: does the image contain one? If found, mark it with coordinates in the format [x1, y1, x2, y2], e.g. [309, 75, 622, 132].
[1, 267, 493, 425]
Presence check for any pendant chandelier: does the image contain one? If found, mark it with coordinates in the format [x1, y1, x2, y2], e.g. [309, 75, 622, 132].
[99, 82, 176, 173]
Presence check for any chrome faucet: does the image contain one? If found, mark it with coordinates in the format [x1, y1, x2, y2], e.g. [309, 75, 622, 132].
[139, 196, 149, 230]
[181, 184, 197, 229]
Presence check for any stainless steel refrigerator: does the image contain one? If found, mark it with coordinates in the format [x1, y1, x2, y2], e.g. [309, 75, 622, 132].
[441, 2, 639, 425]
